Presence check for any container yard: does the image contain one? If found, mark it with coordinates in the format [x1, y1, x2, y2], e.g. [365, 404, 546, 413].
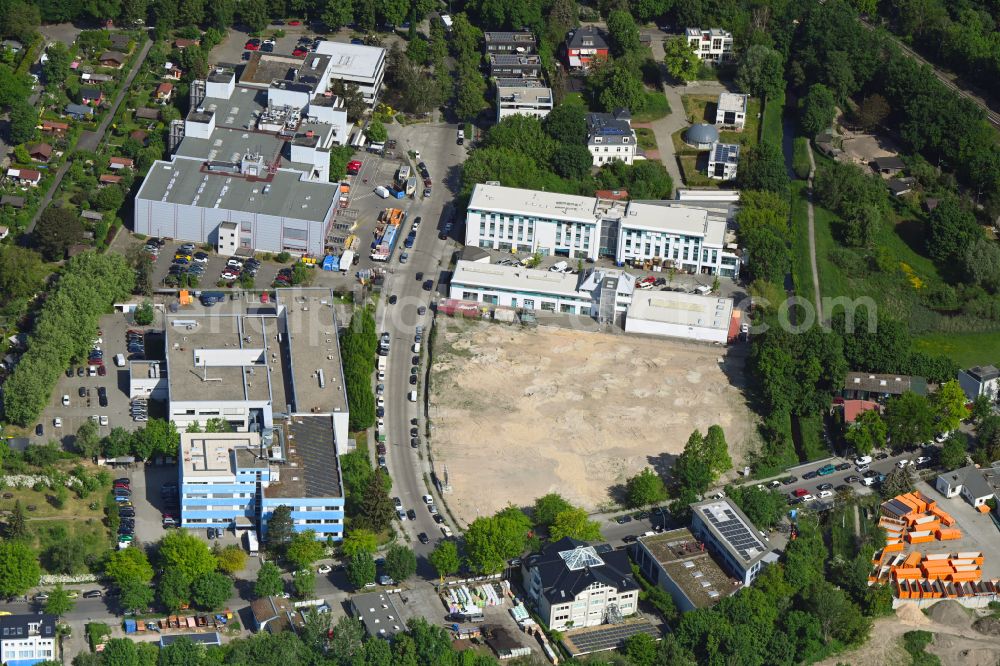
[370, 208, 406, 262]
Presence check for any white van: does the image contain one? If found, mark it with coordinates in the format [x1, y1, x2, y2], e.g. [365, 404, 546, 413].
[694, 284, 712, 295]
[412, 342, 421, 354]
[408, 390, 417, 402]
[114, 353, 126, 367]
[374, 185, 390, 199]
[549, 260, 569, 273]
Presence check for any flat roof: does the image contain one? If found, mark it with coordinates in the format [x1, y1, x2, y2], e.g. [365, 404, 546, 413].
[451, 260, 584, 298]
[264, 416, 342, 499]
[620, 201, 711, 237]
[692, 498, 768, 566]
[137, 157, 339, 222]
[636, 529, 737, 608]
[561, 620, 661, 657]
[176, 125, 283, 163]
[239, 52, 332, 89]
[191, 88, 266, 130]
[496, 78, 548, 89]
[717, 92, 748, 113]
[710, 142, 739, 164]
[313, 42, 385, 79]
[351, 592, 404, 638]
[497, 84, 553, 105]
[468, 183, 598, 224]
[844, 372, 927, 395]
[490, 54, 541, 65]
[627, 292, 733, 331]
[166, 311, 281, 404]
[275, 288, 348, 416]
[181, 432, 261, 478]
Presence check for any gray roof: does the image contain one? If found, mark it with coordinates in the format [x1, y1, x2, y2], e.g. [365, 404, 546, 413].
[0, 614, 56, 640]
[685, 123, 719, 144]
[351, 592, 404, 638]
[264, 416, 342, 499]
[940, 465, 995, 500]
[691, 498, 768, 567]
[65, 103, 94, 116]
[710, 142, 739, 164]
[460, 246, 490, 262]
[239, 52, 332, 90]
[586, 111, 634, 146]
[137, 157, 338, 222]
[966, 365, 1000, 382]
[567, 26, 608, 50]
[874, 156, 905, 170]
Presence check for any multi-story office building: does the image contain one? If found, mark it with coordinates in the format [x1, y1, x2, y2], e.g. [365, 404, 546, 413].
[586, 109, 638, 166]
[0, 615, 56, 666]
[313, 42, 386, 105]
[685, 27, 735, 64]
[483, 31, 536, 54]
[523, 538, 639, 631]
[689, 498, 770, 585]
[630, 530, 742, 612]
[496, 79, 553, 122]
[464, 184, 741, 276]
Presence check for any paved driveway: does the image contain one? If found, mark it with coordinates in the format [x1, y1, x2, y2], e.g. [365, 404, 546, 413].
[148, 241, 281, 290]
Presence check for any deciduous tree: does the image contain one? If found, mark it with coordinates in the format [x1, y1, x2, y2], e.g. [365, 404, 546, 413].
[9, 100, 37, 145]
[118, 580, 154, 614]
[267, 505, 294, 549]
[345, 553, 376, 588]
[428, 540, 461, 579]
[384, 544, 417, 583]
[254, 561, 283, 598]
[550, 507, 602, 541]
[360, 468, 395, 532]
[625, 467, 668, 508]
[845, 408, 887, 455]
[532, 493, 573, 528]
[663, 36, 699, 83]
[157, 568, 192, 612]
[799, 83, 836, 136]
[739, 142, 788, 194]
[464, 507, 530, 573]
[543, 103, 587, 145]
[286, 531, 324, 571]
[190, 571, 232, 611]
[933, 380, 969, 433]
[158, 529, 218, 580]
[105, 547, 153, 587]
[606, 10, 641, 58]
[736, 45, 785, 99]
[214, 544, 247, 574]
[884, 391, 935, 451]
[34, 207, 84, 261]
[44, 584, 75, 617]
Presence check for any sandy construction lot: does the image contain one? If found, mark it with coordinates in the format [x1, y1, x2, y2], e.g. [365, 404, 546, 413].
[428, 322, 754, 525]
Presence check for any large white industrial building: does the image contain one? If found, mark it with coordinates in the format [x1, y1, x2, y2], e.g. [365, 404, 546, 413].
[625, 290, 734, 343]
[313, 41, 386, 105]
[464, 183, 741, 277]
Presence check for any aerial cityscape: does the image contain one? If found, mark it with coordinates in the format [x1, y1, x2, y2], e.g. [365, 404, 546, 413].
[0, 0, 999, 664]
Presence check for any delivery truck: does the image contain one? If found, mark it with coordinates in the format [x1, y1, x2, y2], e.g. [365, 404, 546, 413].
[374, 185, 390, 199]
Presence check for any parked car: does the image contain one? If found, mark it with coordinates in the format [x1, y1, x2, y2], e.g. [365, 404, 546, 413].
[817, 464, 836, 476]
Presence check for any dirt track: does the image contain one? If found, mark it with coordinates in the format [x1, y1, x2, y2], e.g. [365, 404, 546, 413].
[428, 322, 753, 525]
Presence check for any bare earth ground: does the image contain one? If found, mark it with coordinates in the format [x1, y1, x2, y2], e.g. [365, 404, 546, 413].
[429, 322, 753, 525]
[815, 603, 1000, 666]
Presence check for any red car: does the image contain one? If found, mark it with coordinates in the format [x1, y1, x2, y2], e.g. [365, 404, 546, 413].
[97, 365, 107, 376]
[287, 19, 301, 26]
[292, 47, 308, 57]
[346, 160, 362, 175]
[245, 39, 261, 50]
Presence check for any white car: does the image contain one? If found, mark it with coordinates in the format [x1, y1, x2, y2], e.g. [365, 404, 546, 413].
[396, 508, 406, 520]
[90, 414, 99, 423]
[99, 415, 109, 426]
[317, 564, 332, 574]
[422, 494, 433, 504]
[62, 395, 70, 406]
[53, 417, 62, 428]
[915, 456, 931, 465]
[441, 525, 453, 537]
[935, 432, 951, 443]
[377, 396, 385, 407]
[377, 371, 385, 381]
[801, 494, 816, 502]
[227, 258, 243, 268]
[818, 490, 833, 499]
[854, 455, 873, 467]
[896, 459, 911, 469]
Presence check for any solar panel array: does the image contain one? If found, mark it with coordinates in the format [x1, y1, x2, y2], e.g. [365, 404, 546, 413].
[565, 621, 660, 655]
[712, 143, 739, 164]
[701, 506, 765, 562]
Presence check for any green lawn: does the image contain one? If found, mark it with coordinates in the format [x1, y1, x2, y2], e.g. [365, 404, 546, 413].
[914, 332, 1000, 367]
[635, 127, 658, 151]
[793, 137, 811, 179]
[790, 181, 816, 304]
[632, 90, 671, 122]
[678, 153, 722, 187]
[793, 414, 828, 462]
[760, 91, 785, 145]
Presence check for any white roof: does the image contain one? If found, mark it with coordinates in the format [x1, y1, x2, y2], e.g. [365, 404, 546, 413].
[620, 201, 711, 237]
[627, 291, 733, 331]
[314, 41, 385, 79]
[717, 92, 748, 113]
[451, 260, 583, 298]
[468, 183, 599, 224]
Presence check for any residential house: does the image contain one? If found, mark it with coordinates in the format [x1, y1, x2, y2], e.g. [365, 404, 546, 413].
[707, 142, 739, 180]
[586, 109, 638, 166]
[173, 38, 201, 50]
[81, 72, 114, 83]
[41, 120, 69, 135]
[99, 174, 122, 185]
[958, 365, 1000, 402]
[135, 107, 159, 121]
[873, 155, 905, 176]
[250, 596, 304, 634]
[98, 51, 126, 68]
[0, 614, 57, 666]
[690, 498, 771, 585]
[483, 31, 536, 54]
[842, 372, 927, 402]
[685, 28, 734, 64]
[109, 157, 134, 170]
[7, 168, 42, 186]
[163, 63, 183, 81]
[495, 79, 553, 122]
[80, 87, 104, 105]
[488, 54, 543, 79]
[155, 82, 174, 104]
[109, 33, 132, 52]
[565, 27, 609, 70]
[887, 177, 915, 197]
[522, 537, 639, 631]
[840, 399, 881, 424]
[714, 92, 748, 129]
[65, 103, 95, 120]
[27, 144, 53, 163]
[935, 465, 995, 509]
[1, 195, 25, 209]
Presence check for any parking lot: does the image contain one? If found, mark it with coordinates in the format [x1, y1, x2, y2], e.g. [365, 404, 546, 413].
[114, 461, 178, 546]
[144, 240, 283, 291]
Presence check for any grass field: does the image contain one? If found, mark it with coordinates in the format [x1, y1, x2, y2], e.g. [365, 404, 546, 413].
[34, 519, 112, 574]
[760, 91, 784, 145]
[635, 127, 658, 151]
[679, 94, 760, 146]
[677, 152, 720, 187]
[790, 181, 816, 304]
[793, 137, 811, 179]
[633, 90, 671, 122]
[913, 332, 1000, 368]
[793, 414, 828, 462]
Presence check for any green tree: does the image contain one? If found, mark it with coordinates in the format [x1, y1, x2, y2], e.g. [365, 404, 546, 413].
[158, 568, 192, 612]
[0, 246, 45, 308]
[926, 198, 980, 266]
[702, 425, 733, 478]
[254, 561, 284, 598]
[881, 466, 914, 498]
[0, 541, 42, 596]
[735, 45, 785, 99]
[101, 638, 139, 666]
[484, 114, 556, 163]
[532, 493, 573, 528]
[365, 118, 388, 143]
[739, 142, 789, 194]
[158, 529, 218, 580]
[845, 408, 887, 455]
[105, 545, 154, 587]
[606, 10, 641, 58]
[91, 184, 124, 212]
[342, 528, 378, 558]
[345, 553, 376, 588]
[9, 100, 37, 145]
[884, 391, 936, 451]
[34, 207, 84, 261]
[328, 145, 356, 181]
[799, 83, 837, 136]
[625, 467, 668, 508]
[724, 485, 786, 529]
[464, 507, 531, 574]
[624, 632, 659, 666]
[551, 144, 595, 180]
[428, 540, 461, 580]
[118, 579, 154, 614]
[214, 544, 247, 574]
[286, 531, 324, 571]
[970, 394, 993, 423]
[455, 63, 487, 120]
[190, 571, 232, 611]
[740, 225, 790, 284]
[384, 544, 417, 583]
[598, 60, 645, 113]
[158, 636, 205, 666]
[663, 36, 699, 83]
[203, 417, 231, 433]
[239, 0, 268, 32]
[322, 0, 353, 29]
[360, 468, 396, 532]
[43, 584, 75, 617]
[543, 103, 587, 145]
[42, 42, 72, 87]
[266, 505, 294, 549]
[6, 501, 27, 540]
[855, 93, 889, 130]
[329, 616, 365, 663]
[549, 507, 602, 541]
[933, 380, 968, 434]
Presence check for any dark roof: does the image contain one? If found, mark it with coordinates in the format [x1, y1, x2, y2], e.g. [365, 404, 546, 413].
[135, 107, 160, 120]
[80, 87, 102, 99]
[99, 51, 126, 63]
[685, 123, 719, 144]
[844, 372, 926, 396]
[567, 26, 608, 50]
[0, 614, 57, 640]
[710, 142, 739, 165]
[460, 246, 490, 262]
[887, 178, 914, 195]
[250, 596, 302, 634]
[586, 111, 633, 145]
[526, 537, 638, 604]
[66, 103, 94, 116]
[1, 195, 25, 208]
[264, 416, 342, 499]
[874, 155, 905, 170]
[109, 34, 131, 49]
[966, 365, 1000, 382]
